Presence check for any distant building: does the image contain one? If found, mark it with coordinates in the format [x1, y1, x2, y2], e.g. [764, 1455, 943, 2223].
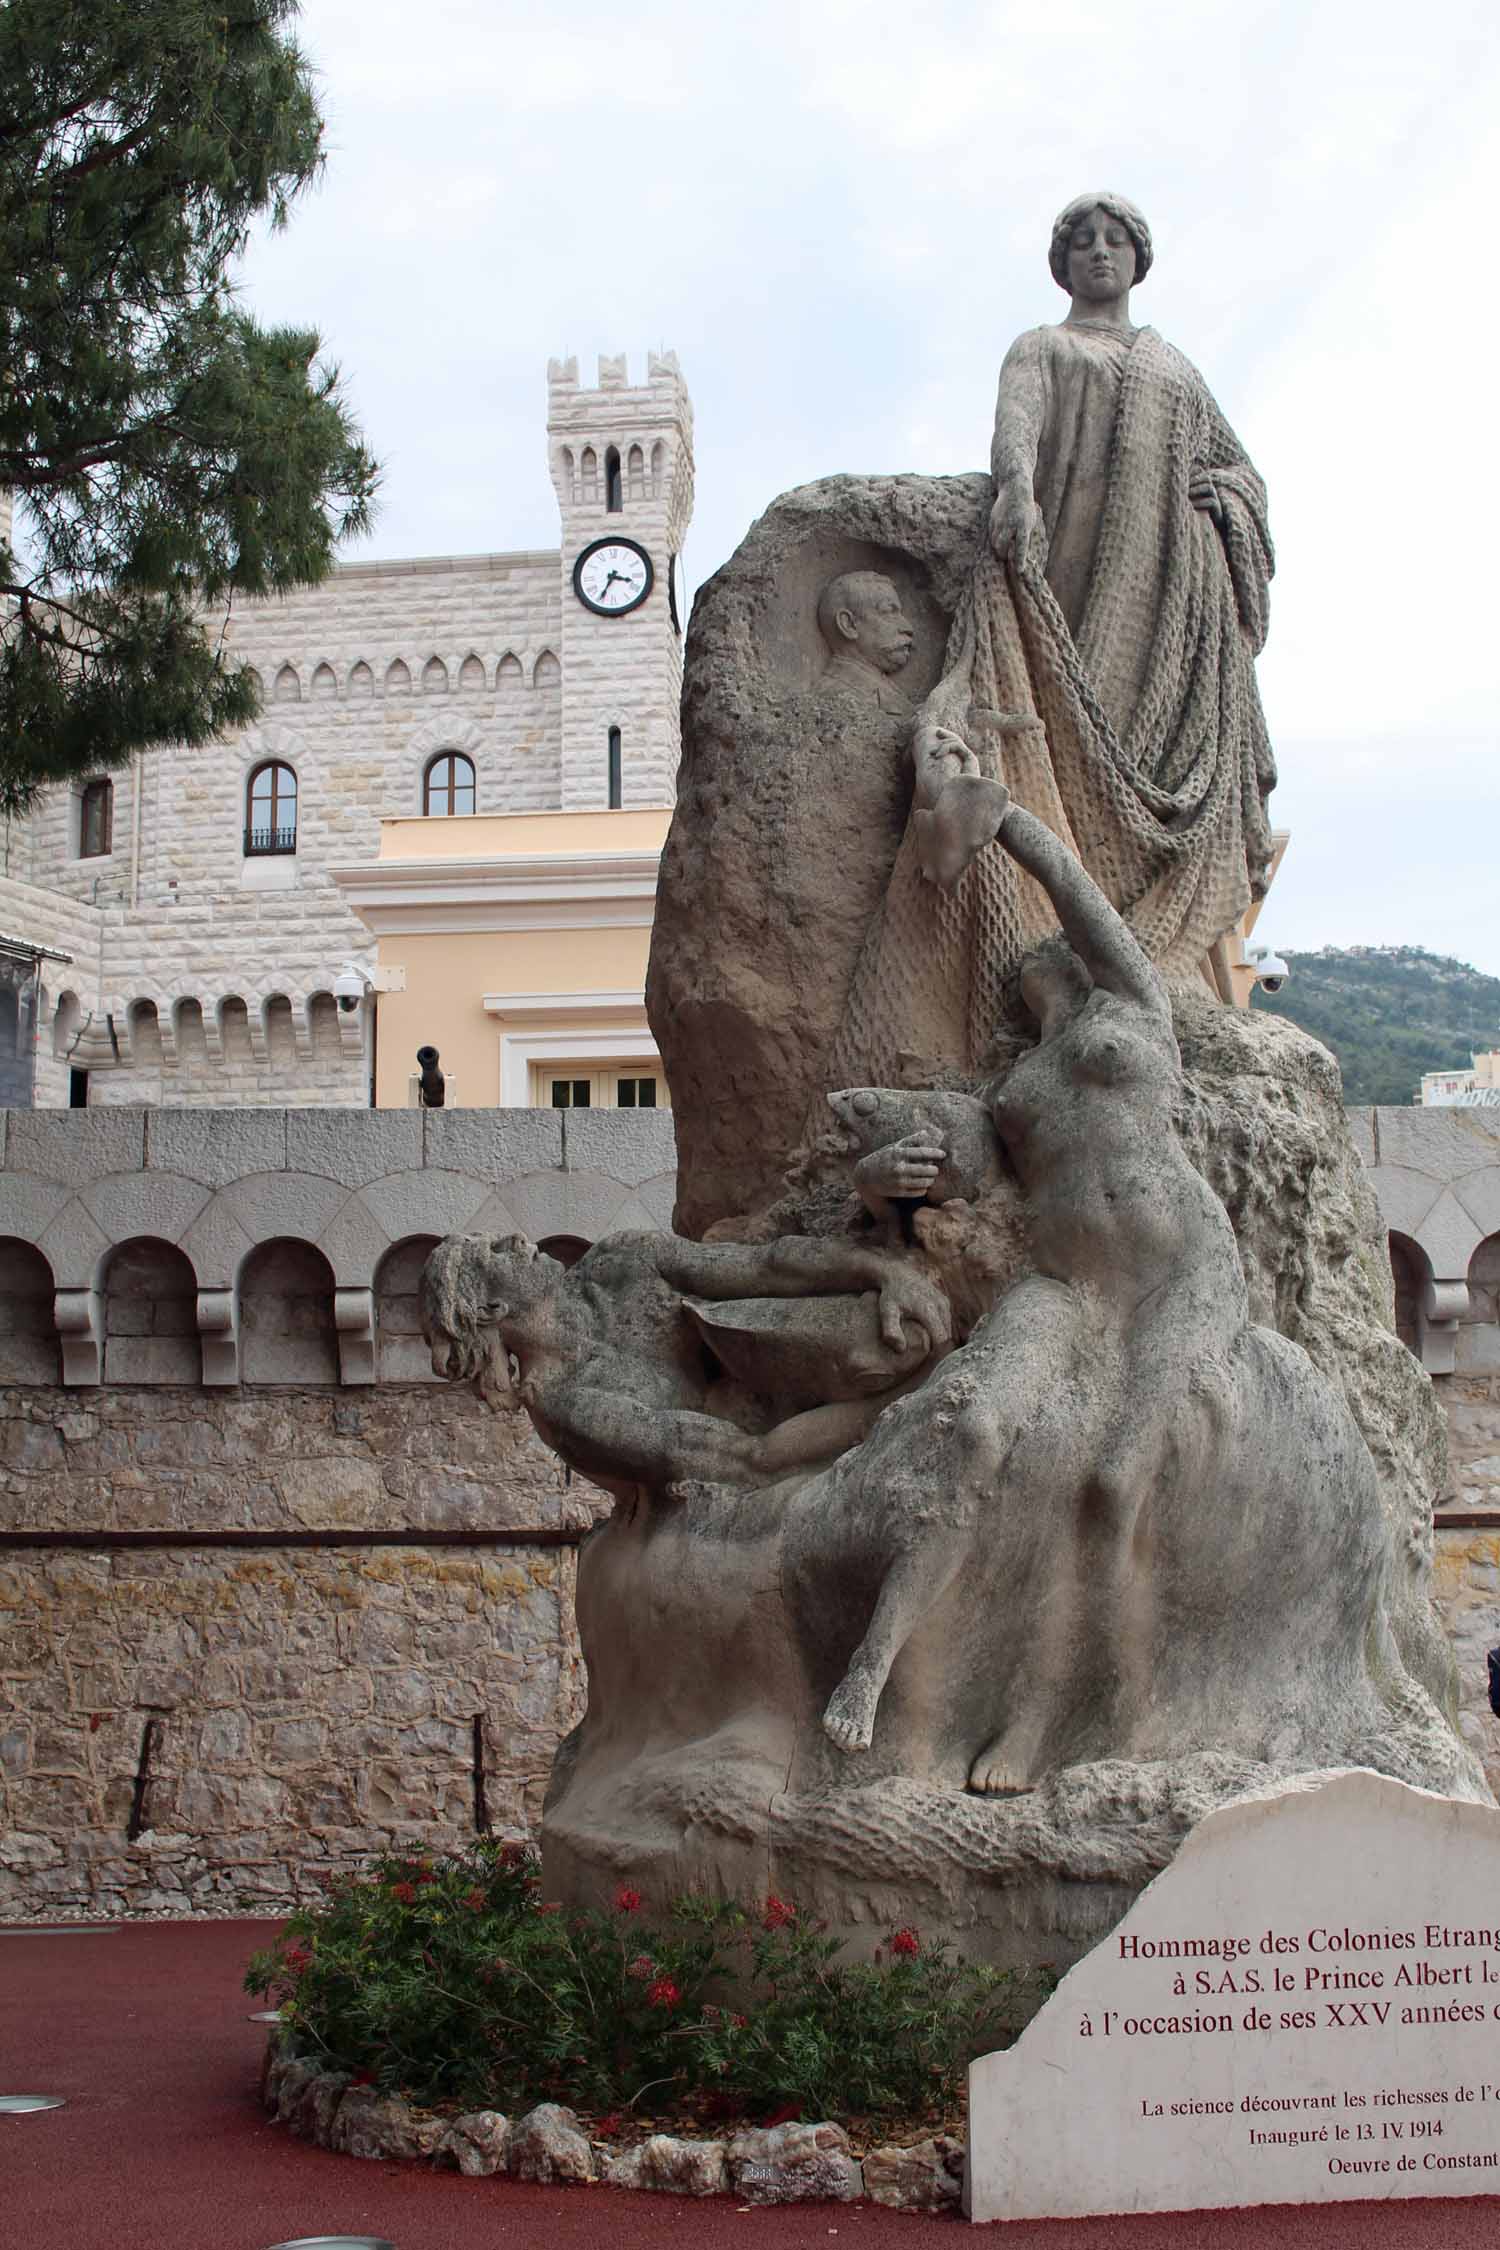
[1418, 1051, 1500, 1106]
[0, 352, 692, 1111]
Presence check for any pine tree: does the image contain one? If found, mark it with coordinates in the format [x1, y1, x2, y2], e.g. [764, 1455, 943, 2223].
[0, 0, 378, 812]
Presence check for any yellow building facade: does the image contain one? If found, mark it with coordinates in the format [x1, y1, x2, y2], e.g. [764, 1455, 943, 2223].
[331, 807, 671, 1111]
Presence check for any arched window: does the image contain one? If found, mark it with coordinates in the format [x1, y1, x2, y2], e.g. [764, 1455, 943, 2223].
[79, 777, 112, 858]
[423, 751, 476, 816]
[605, 445, 623, 513]
[607, 726, 622, 809]
[244, 760, 297, 855]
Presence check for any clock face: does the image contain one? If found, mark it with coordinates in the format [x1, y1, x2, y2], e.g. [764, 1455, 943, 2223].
[573, 537, 654, 617]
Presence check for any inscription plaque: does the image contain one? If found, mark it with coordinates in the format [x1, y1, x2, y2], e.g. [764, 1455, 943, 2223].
[968, 1772, 1500, 2222]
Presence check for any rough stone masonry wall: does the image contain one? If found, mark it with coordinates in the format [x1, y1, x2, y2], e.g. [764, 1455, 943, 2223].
[0, 1385, 599, 1918]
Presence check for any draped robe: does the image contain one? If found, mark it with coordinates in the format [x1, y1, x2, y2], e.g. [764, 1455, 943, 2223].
[830, 323, 1276, 1087]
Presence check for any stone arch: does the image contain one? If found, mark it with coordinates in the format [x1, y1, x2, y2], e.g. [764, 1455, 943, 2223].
[0, 1237, 59, 1383]
[580, 446, 598, 503]
[173, 997, 209, 1068]
[651, 439, 666, 494]
[605, 444, 623, 513]
[1388, 1231, 1429, 1359]
[53, 988, 83, 1060]
[533, 649, 560, 690]
[497, 653, 523, 689]
[627, 443, 646, 501]
[239, 1238, 339, 1384]
[263, 993, 297, 1069]
[375, 1235, 442, 1381]
[102, 1236, 199, 1384]
[306, 991, 343, 1062]
[273, 663, 301, 704]
[242, 665, 264, 704]
[311, 662, 337, 702]
[349, 660, 374, 698]
[537, 1234, 591, 1271]
[385, 658, 412, 697]
[422, 656, 449, 694]
[458, 653, 486, 692]
[219, 995, 254, 1069]
[127, 998, 164, 1072]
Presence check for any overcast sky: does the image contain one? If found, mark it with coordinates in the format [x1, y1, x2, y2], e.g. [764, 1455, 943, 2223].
[239, 0, 1500, 981]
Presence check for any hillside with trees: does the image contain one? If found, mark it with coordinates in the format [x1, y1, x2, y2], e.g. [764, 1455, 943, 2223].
[1253, 947, 1500, 1106]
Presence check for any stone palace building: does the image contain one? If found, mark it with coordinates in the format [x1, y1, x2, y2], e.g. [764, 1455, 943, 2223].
[0, 351, 693, 1112]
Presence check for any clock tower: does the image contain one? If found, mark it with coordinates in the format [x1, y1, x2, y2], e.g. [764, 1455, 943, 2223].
[547, 351, 695, 810]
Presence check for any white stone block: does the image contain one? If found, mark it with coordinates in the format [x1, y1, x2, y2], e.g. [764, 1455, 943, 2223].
[967, 1772, 1500, 2225]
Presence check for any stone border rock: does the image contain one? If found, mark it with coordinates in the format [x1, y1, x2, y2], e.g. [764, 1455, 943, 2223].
[261, 2043, 963, 2212]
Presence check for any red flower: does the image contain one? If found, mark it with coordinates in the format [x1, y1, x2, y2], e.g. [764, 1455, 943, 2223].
[614, 1884, 643, 1914]
[646, 1976, 681, 2010]
[732, 2013, 749, 2029]
[463, 1887, 486, 1912]
[762, 1895, 796, 1930]
[390, 1881, 417, 1904]
[595, 2112, 623, 2138]
[627, 1954, 656, 1981]
[497, 1842, 529, 1869]
[534, 1899, 563, 1916]
[284, 1944, 312, 1975]
[890, 1926, 921, 1956]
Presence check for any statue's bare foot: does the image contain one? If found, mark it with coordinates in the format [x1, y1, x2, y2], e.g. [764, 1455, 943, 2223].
[822, 1676, 876, 1754]
[968, 1736, 1038, 1796]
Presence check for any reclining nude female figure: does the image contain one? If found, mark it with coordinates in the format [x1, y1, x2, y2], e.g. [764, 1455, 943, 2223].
[811, 785, 1388, 1792]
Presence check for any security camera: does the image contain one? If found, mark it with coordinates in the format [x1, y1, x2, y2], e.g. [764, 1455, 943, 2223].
[1249, 946, 1289, 995]
[333, 963, 367, 1013]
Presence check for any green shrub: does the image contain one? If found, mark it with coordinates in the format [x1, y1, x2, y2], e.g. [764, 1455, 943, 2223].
[245, 1839, 1050, 2128]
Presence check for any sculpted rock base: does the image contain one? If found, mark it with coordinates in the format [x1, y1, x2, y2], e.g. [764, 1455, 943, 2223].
[540, 998, 1486, 1971]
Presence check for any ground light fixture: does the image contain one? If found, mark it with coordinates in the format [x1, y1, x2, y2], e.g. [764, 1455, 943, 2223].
[0, 2096, 67, 2113]
[247, 2009, 284, 2022]
[263, 2239, 396, 2250]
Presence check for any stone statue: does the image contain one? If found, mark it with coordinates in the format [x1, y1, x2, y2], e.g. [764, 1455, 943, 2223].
[816, 570, 914, 710]
[425, 189, 1486, 1975]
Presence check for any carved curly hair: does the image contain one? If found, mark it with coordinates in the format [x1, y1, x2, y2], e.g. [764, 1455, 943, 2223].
[1048, 191, 1153, 291]
[420, 1231, 555, 1383]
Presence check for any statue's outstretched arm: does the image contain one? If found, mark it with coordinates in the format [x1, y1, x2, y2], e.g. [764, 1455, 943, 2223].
[998, 803, 1168, 1021]
[543, 1376, 762, 1489]
[652, 1234, 950, 1353]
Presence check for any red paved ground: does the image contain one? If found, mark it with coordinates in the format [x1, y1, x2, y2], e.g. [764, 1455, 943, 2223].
[2, 1919, 1498, 2249]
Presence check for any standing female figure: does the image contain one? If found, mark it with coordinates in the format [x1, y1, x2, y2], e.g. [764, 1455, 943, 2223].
[833, 193, 1278, 1088]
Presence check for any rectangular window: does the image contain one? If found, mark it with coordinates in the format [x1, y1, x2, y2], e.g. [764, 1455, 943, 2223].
[533, 1064, 668, 1110]
[79, 779, 112, 858]
[607, 726, 622, 810]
